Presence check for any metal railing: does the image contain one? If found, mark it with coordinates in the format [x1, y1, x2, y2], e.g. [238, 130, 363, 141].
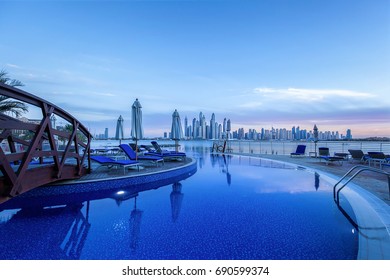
[226, 140, 390, 156]
[333, 165, 390, 205]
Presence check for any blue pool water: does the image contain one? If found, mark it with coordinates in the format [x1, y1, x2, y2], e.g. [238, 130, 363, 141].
[0, 149, 358, 260]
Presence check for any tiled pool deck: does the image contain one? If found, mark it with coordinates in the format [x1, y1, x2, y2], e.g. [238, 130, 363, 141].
[76, 157, 195, 183]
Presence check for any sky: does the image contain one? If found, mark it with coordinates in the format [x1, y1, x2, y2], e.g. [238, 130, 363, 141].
[1, 0, 389, 138]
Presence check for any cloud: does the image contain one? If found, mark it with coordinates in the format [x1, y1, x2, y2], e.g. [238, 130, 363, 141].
[239, 101, 263, 108]
[6, 63, 21, 69]
[232, 87, 383, 113]
[253, 87, 375, 102]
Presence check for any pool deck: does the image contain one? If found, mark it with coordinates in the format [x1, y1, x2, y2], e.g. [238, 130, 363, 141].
[74, 157, 194, 183]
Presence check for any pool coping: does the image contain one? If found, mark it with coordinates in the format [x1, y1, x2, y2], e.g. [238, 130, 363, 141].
[54, 157, 198, 185]
[0, 157, 198, 208]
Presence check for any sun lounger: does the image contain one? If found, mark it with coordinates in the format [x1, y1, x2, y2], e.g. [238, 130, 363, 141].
[144, 151, 186, 160]
[119, 144, 164, 166]
[91, 155, 140, 174]
[150, 141, 186, 156]
[145, 141, 186, 160]
[380, 162, 390, 170]
[290, 145, 306, 157]
[367, 152, 390, 167]
[318, 147, 343, 165]
[348, 149, 369, 163]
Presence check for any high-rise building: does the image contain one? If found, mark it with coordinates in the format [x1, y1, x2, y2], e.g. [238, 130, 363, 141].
[346, 129, 352, 140]
[210, 113, 216, 139]
[184, 116, 188, 138]
[192, 118, 196, 138]
[104, 128, 108, 139]
[201, 115, 206, 139]
[226, 119, 231, 139]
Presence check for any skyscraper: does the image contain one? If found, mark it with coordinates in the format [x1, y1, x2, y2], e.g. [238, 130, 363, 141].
[184, 116, 188, 138]
[201, 115, 206, 139]
[346, 129, 352, 140]
[210, 113, 216, 139]
[226, 119, 231, 139]
[192, 118, 196, 138]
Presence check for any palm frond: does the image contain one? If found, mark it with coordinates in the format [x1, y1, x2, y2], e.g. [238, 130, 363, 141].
[0, 69, 24, 87]
[0, 100, 28, 118]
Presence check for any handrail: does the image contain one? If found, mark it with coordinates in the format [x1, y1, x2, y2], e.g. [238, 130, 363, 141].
[333, 165, 390, 205]
[0, 83, 92, 199]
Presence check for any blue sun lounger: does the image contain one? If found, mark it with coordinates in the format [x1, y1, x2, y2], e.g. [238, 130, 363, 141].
[150, 141, 185, 155]
[145, 141, 186, 160]
[318, 147, 344, 165]
[119, 144, 164, 166]
[91, 155, 140, 174]
[290, 145, 306, 157]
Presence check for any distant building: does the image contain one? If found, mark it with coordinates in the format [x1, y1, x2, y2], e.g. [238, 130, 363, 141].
[184, 116, 188, 138]
[346, 129, 352, 140]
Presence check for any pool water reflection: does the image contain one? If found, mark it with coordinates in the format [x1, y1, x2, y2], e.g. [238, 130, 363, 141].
[0, 150, 358, 260]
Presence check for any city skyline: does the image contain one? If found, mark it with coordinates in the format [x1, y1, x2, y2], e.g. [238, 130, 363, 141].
[1, 1, 389, 138]
[94, 111, 356, 141]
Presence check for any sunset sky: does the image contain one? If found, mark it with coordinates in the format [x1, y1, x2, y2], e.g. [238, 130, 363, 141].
[1, 0, 389, 138]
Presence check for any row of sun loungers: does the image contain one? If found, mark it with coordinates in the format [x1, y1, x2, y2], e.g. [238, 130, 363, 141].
[91, 141, 186, 174]
[290, 145, 390, 168]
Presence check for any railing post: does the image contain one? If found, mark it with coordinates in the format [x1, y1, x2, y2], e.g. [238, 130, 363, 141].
[259, 141, 261, 155]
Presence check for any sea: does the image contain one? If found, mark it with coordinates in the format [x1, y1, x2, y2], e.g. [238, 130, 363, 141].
[91, 139, 390, 156]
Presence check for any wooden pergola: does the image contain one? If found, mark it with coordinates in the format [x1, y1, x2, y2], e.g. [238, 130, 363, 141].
[0, 83, 92, 202]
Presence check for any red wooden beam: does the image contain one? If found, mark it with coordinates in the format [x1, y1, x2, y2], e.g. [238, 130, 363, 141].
[1, 83, 92, 199]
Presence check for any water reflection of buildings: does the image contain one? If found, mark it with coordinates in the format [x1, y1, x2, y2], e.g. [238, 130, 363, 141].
[0, 162, 196, 259]
[184, 144, 209, 169]
[0, 203, 90, 259]
[0, 180, 190, 258]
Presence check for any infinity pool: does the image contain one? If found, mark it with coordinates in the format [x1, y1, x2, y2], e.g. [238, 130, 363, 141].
[0, 150, 361, 259]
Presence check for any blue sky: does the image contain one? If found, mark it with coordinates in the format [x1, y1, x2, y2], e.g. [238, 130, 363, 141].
[1, 0, 389, 138]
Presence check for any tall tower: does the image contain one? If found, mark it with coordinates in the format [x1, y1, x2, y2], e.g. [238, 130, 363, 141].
[184, 116, 188, 138]
[201, 115, 206, 139]
[210, 113, 216, 139]
[346, 129, 352, 140]
[192, 118, 197, 138]
[226, 119, 231, 139]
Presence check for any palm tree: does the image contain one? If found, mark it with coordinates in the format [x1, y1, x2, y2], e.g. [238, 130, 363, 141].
[0, 69, 28, 117]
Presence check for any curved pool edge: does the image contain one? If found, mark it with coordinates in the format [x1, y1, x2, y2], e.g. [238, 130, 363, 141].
[230, 153, 390, 260]
[0, 158, 198, 210]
